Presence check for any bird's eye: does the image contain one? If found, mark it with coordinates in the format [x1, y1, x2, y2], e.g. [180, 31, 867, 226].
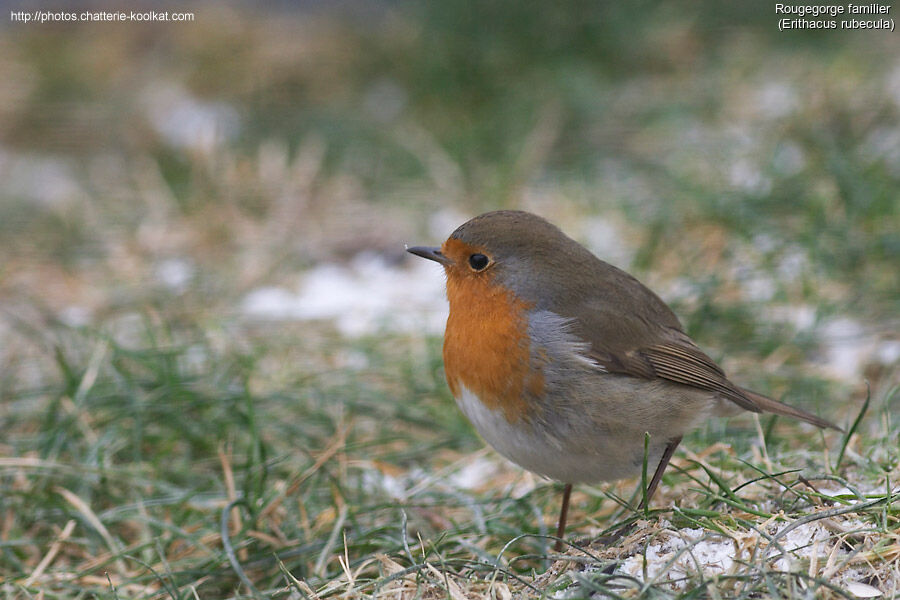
[468, 253, 490, 271]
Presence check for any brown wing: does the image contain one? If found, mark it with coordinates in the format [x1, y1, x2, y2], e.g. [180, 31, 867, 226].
[575, 311, 840, 428]
[491, 223, 838, 428]
[628, 339, 761, 412]
[543, 257, 760, 412]
[583, 319, 762, 413]
[539, 251, 829, 419]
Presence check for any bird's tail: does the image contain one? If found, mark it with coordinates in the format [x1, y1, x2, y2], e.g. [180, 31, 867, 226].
[740, 387, 843, 431]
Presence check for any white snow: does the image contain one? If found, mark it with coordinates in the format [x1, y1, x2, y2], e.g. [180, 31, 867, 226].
[755, 81, 800, 119]
[876, 340, 900, 366]
[360, 468, 410, 501]
[609, 518, 888, 594]
[581, 216, 635, 268]
[617, 527, 735, 589]
[141, 84, 240, 152]
[448, 455, 503, 490]
[770, 521, 830, 571]
[155, 258, 194, 292]
[845, 580, 884, 598]
[765, 304, 817, 331]
[428, 207, 469, 241]
[740, 272, 778, 302]
[241, 252, 447, 337]
[58, 305, 93, 327]
[0, 150, 81, 207]
[729, 158, 772, 196]
[818, 318, 876, 380]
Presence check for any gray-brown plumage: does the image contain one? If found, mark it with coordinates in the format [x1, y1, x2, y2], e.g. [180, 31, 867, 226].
[449, 209, 839, 431]
[409, 209, 840, 550]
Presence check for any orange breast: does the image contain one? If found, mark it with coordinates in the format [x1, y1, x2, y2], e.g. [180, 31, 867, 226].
[442, 268, 544, 423]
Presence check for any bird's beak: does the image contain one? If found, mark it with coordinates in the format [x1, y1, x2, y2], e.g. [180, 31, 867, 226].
[406, 245, 452, 266]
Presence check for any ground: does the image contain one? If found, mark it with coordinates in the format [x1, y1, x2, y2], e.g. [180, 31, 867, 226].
[1, 3, 898, 598]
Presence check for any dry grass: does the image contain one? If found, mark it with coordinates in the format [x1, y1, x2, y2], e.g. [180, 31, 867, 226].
[1, 3, 898, 598]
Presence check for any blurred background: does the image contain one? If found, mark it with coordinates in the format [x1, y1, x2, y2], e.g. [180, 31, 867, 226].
[1, 1, 899, 597]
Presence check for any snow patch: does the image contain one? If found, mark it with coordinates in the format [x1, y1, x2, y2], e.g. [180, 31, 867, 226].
[617, 527, 735, 589]
[58, 305, 93, 327]
[876, 340, 900, 366]
[756, 82, 799, 119]
[764, 304, 817, 331]
[729, 158, 772, 196]
[607, 519, 884, 594]
[155, 258, 194, 292]
[428, 207, 469, 241]
[142, 84, 240, 152]
[242, 252, 447, 337]
[0, 150, 81, 207]
[582, 216, 634, 267]
[448, 455, 503, 490]
[819, 318, 873, 380]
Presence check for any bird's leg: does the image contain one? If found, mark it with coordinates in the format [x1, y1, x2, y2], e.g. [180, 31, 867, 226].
[639, 435, 682, 510]
[595, 436, 684, 549]
[553, 483, 573, 552]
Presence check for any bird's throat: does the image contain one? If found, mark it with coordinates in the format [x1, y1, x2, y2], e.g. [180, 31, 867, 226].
[443, 275, 542, 423]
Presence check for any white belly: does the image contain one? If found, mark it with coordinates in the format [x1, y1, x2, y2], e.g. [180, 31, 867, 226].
[454, 384, 653, 483]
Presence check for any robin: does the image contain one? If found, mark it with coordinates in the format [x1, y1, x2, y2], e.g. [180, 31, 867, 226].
[407, 210, 840, 551]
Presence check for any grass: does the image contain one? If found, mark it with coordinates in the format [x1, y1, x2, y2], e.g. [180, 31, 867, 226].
[1, 2, 899, 598]
[2, 321, 896, 598]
